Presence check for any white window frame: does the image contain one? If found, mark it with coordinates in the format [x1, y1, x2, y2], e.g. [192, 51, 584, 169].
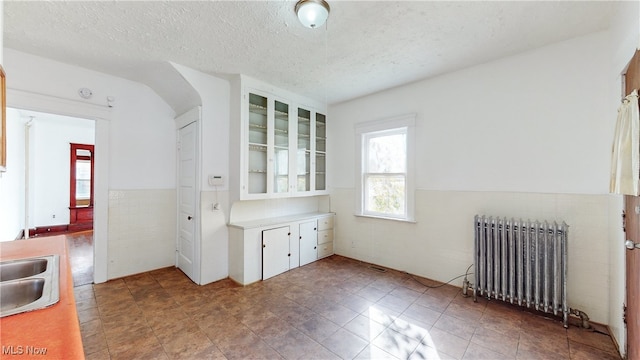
[355, 114, 416, 222]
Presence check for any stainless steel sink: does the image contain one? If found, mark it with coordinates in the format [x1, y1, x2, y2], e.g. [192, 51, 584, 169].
[0, 258, 48, 281]
[0, 255, 60, 317]
[1, 278, 46, 310]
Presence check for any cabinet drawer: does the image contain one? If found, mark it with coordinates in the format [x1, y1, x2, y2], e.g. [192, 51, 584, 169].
[317, 230, 333, 245]
[317, 242, 333, 259]
[317, 216, 334, 231]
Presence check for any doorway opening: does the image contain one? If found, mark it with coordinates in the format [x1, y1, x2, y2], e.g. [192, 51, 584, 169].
[10, 108, 96, 286]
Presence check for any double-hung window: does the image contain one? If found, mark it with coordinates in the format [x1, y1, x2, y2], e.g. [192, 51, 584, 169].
[356, 114, 415, 221]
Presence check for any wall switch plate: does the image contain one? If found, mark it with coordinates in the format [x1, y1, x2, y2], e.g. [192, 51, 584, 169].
[208, 175, 224, 186]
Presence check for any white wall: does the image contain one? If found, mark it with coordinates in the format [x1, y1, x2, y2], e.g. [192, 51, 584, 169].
[29, 113, 94, 227]
[2, 49, 177, 281]
[0, 2, 11, 240]
[169, 66, 332, 285]
[0, 108, 26, 241]
[171, 63, 231, 284]
[228, 196, 331, 224]
[0, 1, 3, 62]
[329, 31, 615, 324]
[331, 31, 611, 194]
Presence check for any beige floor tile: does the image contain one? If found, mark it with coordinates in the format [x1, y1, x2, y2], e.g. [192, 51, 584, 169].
[422, 327, 470, 360]
[471, 326, 519, 357]
[415, 292, 453, 312]
[402, 302, 443, 326]
[463, 342, 515, 360]
[568, 340, 621, 360]
[373, 327, 422, 359]
[81, 331, 108, 356]
[297, 314, 340, 342]
[433, 314, 477, 341]
[77, 306, 101, 324]
[355, 344, 399, 359]
[390, 314, 433, 342]
[344, 314, 388, 342]
[72, 255, 620, 360]
[84, 349, 110, 360]
[567, 327, 620, 355]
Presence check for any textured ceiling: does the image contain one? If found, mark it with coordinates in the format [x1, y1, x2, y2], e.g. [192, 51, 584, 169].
[4, 1, 613, 105]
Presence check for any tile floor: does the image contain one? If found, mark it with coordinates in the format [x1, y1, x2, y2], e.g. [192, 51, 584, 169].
[74, 255, 621, 360]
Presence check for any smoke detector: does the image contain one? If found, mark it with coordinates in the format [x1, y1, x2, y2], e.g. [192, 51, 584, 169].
[78, 88, 93, 99]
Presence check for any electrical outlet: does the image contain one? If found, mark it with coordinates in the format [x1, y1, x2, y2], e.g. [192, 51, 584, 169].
[52, 214, 56, 219]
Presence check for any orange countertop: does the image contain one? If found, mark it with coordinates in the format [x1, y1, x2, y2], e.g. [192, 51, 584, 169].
[0, 236, 84, 360]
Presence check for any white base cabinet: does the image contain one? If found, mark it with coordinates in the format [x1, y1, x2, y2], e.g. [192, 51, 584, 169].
[228, 212, 335, 285]
[317, 214, 334, 259]
[299, 221, 317, 267]
[262, 226, 291, 280]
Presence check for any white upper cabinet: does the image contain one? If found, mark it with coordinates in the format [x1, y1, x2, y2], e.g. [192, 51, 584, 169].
[315, 112, 327, 192]
[296, 106, 327, 196]
[231, 76, 328, 201]
[247, 93, 269, 195]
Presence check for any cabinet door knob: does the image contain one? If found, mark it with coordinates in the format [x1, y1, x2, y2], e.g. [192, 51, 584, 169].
[263, 244, 266, 248]
[625, 240, 640, 250]
[187, 216, 193, 220]
[299, 236, 302, 239]
[314, 246, 316, 249]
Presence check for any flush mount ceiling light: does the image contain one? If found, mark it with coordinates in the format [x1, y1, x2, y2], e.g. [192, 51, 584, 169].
[295, 0, 330, 29]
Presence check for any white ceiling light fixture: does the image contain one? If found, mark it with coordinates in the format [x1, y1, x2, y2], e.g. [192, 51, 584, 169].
[295, 0, 330, 29]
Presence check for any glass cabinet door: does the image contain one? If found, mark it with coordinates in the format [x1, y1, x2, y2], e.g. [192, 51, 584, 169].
[248, 93, 268, 194]
[297, 108, 311, 192]
[315, 113, 326, 191]
[243, 87, 326, 198]
[274, 100, 289, 193]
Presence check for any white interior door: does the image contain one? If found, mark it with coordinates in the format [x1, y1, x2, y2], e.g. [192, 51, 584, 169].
[262, 226, 290, 280]
[177, 121, 197, 282]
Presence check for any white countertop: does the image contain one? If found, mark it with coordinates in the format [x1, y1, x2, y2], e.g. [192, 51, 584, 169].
[228, 212, 334, 230]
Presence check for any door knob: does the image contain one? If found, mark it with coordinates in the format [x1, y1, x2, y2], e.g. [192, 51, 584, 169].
[625, 240, 640, 250]
[187, 216, 193, 220]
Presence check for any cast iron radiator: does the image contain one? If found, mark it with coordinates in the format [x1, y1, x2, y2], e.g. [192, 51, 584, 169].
[473, 215, 570, 327]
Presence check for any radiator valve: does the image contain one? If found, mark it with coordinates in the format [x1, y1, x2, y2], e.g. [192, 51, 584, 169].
[461, 277, 470, 297]
[571, 308, 591, 329]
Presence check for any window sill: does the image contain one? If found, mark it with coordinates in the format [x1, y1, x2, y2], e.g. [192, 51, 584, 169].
[354, 213, 416, 224]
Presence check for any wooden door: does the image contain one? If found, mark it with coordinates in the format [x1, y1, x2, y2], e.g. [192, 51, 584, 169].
[625, 196, 640, 360]
[625, 49, 640, 360]
[69, 143, 94, 232]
